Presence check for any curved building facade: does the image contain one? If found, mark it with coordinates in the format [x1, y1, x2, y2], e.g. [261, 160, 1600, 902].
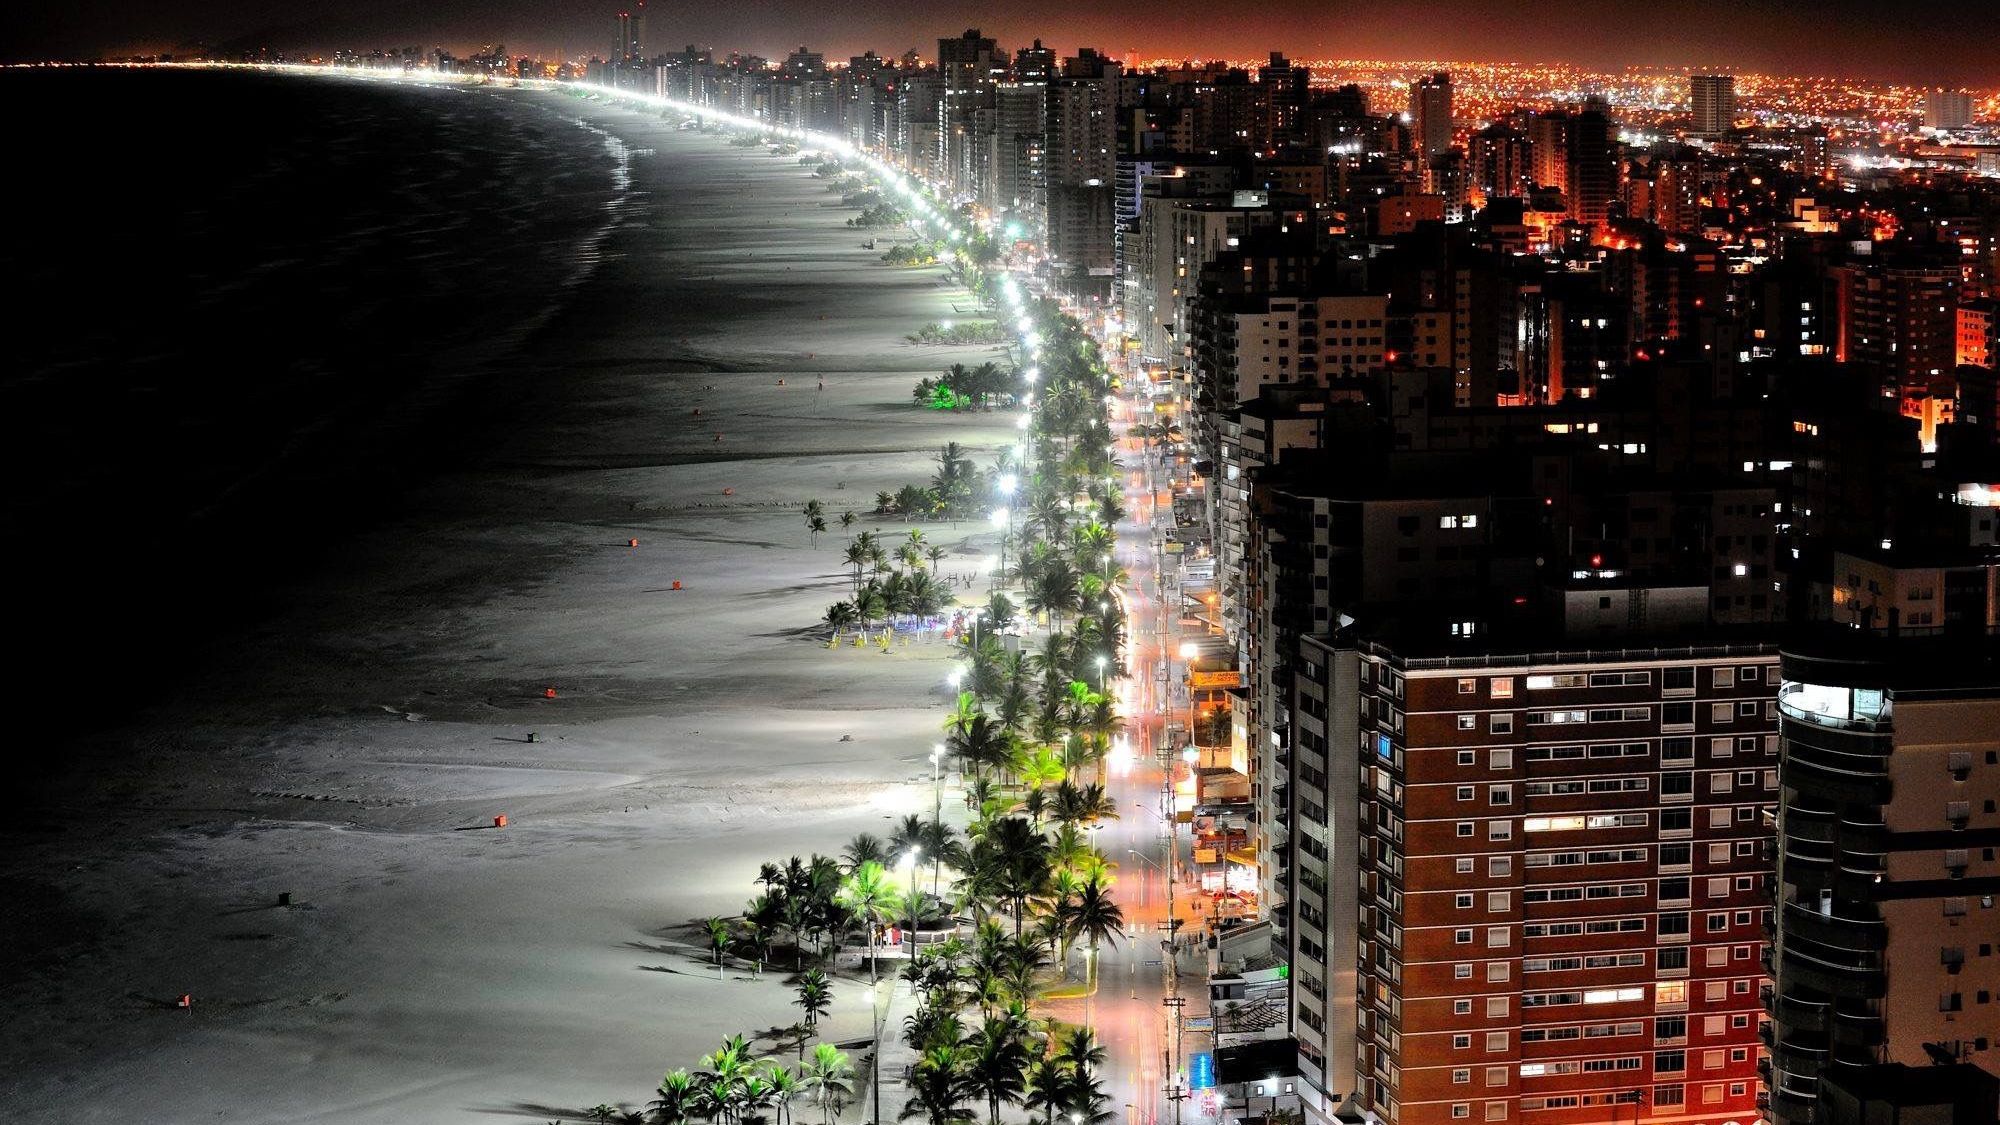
[1769, 639, 2000, 1125]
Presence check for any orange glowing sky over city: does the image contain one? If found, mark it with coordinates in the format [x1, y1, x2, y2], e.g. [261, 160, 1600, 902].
[12, 0, 2000, 87]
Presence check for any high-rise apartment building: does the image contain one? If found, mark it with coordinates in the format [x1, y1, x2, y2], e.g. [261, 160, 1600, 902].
[1330, 641, 1778, 1125]
[1468, 125, 1533, 204]
[1563, 108, 1619, 227]
[1961, 300, 1998, 370]
[991, 81, 1048, 223]
[1925, 88, 1975, 131]
[1410, 72, 1455, 160]
[1833, 255, 1962, 394]
[1689, 75, 1735, 138]
[1046, 49, 1124, 285]
[1767, 562, 2000, 1124]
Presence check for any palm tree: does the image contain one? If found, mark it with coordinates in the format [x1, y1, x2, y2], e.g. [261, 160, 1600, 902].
[1061, 1067, 1116, 1125]
[948, 713, 1012, 782]
[840, 510, 858, 531]
[900, 1045, 976, 1125]
[839, 860, 903, 986]
[823, 601, 858, 641]
[888, 813, 927, 861]
[999, 934, 1048, 1005]
[1019, 786, 1050, 831]
[1050, 781, 1117, 827]
[1060, 877, 1124, 1027]
[903, 571, 948, 617]
[799, 1044, 855, 1125]
[920, 818, 962, 900]
[805, 499, 826, 521]
[587, 1105, 619, 1125]
[984, 817, 1051, 934]
[963, 1019, 1029, 1125]
[943, 691, 980, 737]
[856, 588, 889, 633]
[1022, 1055, 1069, 1125]
[984, 593, 1018, 631]
[1059, 1027, 1107, 1077]
[842, 542, 871, 598]
[739, 1074, 774, 1125]
[927, 544, 947, 574]
[1046, 824, 1094, 876]
[745, 892, 786, 969]
[765, 1065, 802, 1125]
[844, 832, 887, 872]
[1025, 562, 1079, 633]
[651, 1069, 699, 1125]
[704, 916, 732, 970]
[794, 967, 832, 1032]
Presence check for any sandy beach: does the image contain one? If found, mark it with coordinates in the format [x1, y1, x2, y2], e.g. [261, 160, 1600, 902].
[4, 86, 1016, 1123]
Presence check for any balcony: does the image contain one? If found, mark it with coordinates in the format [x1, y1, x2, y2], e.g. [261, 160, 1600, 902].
[1829, 1007, 1886, 1052]
[1782, 901, 1887, 954]
[1767, 989, 1828, 1034]
[1769, 1083, 1818, 1123]
[1778, 944, 1886, 999]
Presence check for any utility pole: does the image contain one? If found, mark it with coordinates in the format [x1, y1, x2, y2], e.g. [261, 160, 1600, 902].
[871, 980, 883, 1125]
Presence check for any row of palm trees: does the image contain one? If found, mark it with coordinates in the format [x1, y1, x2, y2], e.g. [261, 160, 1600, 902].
[912, 362, 1014, 412]
[894, 929, 1119, 1125]
[672, 165, 1131, 1125]
[865, 442, 992, 521]
[646, 1036, 855, 1125]
[823, 528, 958, 637]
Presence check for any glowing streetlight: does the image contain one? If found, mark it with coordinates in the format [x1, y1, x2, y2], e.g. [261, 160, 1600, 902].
[998, 473, 1018, 496]
[992, 507, 1013, 590]
[929, 745, 946, 866]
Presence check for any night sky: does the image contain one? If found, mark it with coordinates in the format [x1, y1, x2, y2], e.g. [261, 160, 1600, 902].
[6, 0, 1996, 84]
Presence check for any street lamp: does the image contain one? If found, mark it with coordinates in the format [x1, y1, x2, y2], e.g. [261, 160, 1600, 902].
[991, 507, 1012, 588]
[901, 848, 922, 959]
[1095, 653, 1109, 689]
[871, 979, 885, 1125]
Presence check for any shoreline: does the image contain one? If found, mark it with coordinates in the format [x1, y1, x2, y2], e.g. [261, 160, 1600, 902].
[3, 82, 1021, 1123]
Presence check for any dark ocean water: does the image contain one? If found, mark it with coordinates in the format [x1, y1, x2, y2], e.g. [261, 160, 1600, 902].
[3, 69, 625, 738]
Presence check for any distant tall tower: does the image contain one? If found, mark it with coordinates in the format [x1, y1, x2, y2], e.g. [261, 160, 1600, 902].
[631, 0, 646, 60]
[1689, 74, 1735, 136]
[1408, 71, 1453, 158]
[1925, 88, 1974, 130]
[1565, 106, 1619, 225]
[616, 10, 632, 61]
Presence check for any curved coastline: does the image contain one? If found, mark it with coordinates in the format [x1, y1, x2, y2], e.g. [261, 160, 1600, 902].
[2, 75, 1019, 1123]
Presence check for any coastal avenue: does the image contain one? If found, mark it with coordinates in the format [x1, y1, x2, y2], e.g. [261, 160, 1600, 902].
[1025, 277, 1210, 1125]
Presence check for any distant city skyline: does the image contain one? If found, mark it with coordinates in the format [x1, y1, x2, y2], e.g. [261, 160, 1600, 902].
[12, 0, 2000, 85]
